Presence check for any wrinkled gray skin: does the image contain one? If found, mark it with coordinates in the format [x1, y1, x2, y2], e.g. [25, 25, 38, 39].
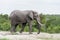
[10, 10, 42, 34]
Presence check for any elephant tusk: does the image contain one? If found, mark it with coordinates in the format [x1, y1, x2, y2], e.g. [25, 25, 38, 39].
[38, 21, 43, 26]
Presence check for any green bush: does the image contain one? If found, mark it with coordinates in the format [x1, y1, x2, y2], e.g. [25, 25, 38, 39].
[0, 14, 60, 33]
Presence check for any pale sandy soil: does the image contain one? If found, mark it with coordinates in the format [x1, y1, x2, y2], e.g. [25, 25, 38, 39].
[0, 31, 60, 40]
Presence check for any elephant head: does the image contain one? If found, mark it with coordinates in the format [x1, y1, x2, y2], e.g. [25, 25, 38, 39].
[28, 11, 42, 34]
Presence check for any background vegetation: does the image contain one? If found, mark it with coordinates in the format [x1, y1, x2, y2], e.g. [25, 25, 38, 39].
[0, 13, 60, 33]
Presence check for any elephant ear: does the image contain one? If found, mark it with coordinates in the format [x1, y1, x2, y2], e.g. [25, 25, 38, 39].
[28, 11, 33, 20]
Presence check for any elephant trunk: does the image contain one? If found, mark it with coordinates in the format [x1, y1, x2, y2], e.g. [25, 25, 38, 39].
[36, 17, 42, 34]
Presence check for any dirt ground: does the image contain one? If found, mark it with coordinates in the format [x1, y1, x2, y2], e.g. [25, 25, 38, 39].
[0, 31, 60, 40]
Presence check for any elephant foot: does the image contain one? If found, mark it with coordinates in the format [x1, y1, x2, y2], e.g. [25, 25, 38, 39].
[37, 32, 40, 34]
[10, 31, 16, 35]
[10, 30, 16, 34]
[19, 31, 23, 33]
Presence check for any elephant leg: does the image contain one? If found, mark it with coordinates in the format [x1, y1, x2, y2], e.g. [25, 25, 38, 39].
[10, 24, 18, 33]
[10, 25, 15, 33]
[20, 23, 26, 33]
[28, 21, 33, 34]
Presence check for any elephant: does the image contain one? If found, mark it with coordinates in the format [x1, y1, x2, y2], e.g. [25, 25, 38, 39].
[10, 10, 42, 34]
